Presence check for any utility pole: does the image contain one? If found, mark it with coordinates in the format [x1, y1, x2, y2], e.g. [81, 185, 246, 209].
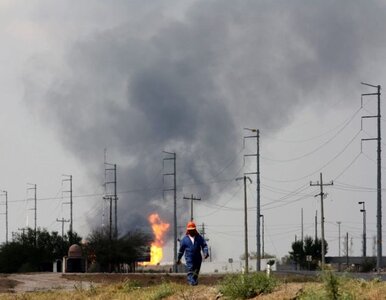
[358, 202, 367, 257]
[260, 214, 264, 258]
[201, 223, 209, 242]
[337, 221, 341, 257]
[346, 232, 349, 267]
[361, 82, 382, 271]
[236, 175, 252, 273]
[56, 218, 70, 237]
[114, 164, 117, 239]
[301, 208, 304, 243]
[0, 191, 8, 244]
[315, 210, 318, 240]
[163, 151, 177, 272]
[337, 221, 342, 271]
[183, 194, 201, 221]
[62, 175, 73, 237]
[27, 183, 37, 246]
[104, 161, 118, 239]
[310, 173, 333, 269]
[243, 128, 261, 271]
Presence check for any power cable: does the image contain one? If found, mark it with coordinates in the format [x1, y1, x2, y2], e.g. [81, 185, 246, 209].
[261, 107, 361, 163]
[262, 107, 361, 144]
[262, 129, 362, 183]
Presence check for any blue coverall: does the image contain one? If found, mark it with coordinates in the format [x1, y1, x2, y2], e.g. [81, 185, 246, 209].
[177, 234, 209, 285]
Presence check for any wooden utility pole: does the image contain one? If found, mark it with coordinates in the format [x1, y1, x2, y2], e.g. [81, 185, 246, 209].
[56, 217, 70, 237]
[310, 173, 333, 269]
[183, 194, 201, 221]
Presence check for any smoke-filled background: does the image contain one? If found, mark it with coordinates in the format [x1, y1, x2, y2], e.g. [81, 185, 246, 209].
[1, 0, 386, 261]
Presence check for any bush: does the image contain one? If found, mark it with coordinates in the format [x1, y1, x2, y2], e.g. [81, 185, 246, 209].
[322, 271, 340, 300]
[219, 273, 277, 299]
[149, 282, 175, 300]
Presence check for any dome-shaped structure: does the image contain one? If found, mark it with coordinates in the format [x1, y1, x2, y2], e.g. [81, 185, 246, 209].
[68, 244, 82, 258]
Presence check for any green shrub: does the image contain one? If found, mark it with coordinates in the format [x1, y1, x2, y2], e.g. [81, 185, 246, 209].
[219, 273, 277, 299]
[322, 271, 340, 300]
[121, 279, 141, 293]
[149, 282, 175, 300]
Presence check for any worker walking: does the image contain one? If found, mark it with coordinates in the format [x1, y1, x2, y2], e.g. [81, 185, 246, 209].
[177, 221, 209, 285]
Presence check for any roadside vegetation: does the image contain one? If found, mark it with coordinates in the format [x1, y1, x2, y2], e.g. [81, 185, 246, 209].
[0, 226, 151, 273]
[1, 271, 386, 299]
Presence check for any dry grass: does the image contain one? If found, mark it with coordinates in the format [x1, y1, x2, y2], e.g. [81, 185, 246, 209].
[0, 274, 385, 299]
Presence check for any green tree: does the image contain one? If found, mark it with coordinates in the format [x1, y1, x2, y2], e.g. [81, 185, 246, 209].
[85, 227, 151, 272]
[0, 227, 82, 273]
[289, 236, 328, 270]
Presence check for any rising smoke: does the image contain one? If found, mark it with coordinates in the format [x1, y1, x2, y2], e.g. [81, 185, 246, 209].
[22, 0, 386, 236]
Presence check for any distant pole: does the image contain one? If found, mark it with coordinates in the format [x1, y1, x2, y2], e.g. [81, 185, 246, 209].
[337, 221, 341, 257]
[104, 160, 118, 240]
[315, 210, 318, 240]
[70, 175, 73, 235]
[236, 175, 252, 273]
[358, 202, 367, 257]
[346, 232, 349, 267]
[337, 221, 342, 272]
[183, 194, 201, 221]
[1, 191, 8, 244]
[310, 173, 333, 269]
[114, 164, 118, 239]
[56, 218, 70, 237]
[260, 214, 264, 258]
[62, 175, 73, 236]
[27, 183, 37, 246]
[301, 208, 304, 243]
[5, 191, 8, 244]
[109, 196, 113, 241]
[361, 82, 382, 271]
[34, 185, 37, 241]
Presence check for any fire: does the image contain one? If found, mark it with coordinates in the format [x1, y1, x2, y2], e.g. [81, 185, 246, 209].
[141, 213, 170, 265]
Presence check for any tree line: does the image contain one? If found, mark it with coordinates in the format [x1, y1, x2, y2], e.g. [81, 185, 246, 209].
[0, 227, 151, 273]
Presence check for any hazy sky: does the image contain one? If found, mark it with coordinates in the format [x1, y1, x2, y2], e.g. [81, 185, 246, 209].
[1, 0, 386, 262]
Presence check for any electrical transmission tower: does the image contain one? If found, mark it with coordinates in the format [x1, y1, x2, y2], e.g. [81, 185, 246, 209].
[27, 183, 37, 246]
[243, 128, 261, 271]
[361, 82, 382, 272]
[62, 174, 73, 237]
[163, 151, 177, 272]
[310, 173, 333, 269]
[0, 190, 8, 244]
[183, 194, 201, 221]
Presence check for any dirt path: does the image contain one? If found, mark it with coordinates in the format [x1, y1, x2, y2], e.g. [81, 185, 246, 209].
[6, 273, 93, 293]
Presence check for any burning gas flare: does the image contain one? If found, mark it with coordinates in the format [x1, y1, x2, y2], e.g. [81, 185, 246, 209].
[142, 213, 170, 265]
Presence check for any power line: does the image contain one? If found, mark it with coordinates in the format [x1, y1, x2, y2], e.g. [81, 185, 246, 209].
[262, 106, 361, 144]
[262, 129, 361, 183]
[262, 107, 361, 163]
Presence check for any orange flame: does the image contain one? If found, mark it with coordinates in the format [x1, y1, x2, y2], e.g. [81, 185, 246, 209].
[141, 213, 170, 265]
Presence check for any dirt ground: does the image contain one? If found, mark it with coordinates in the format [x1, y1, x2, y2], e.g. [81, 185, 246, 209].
[0, 273, 224, 293]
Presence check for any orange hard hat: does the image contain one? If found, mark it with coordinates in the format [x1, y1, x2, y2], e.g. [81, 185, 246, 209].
[186, 221, 196, 230]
